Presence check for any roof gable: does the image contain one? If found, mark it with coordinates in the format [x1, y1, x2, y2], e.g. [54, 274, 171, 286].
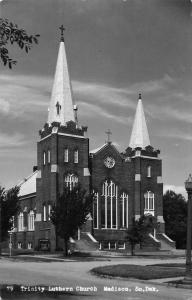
[90, 142, 121, 157]
[18, 171, 38, 197]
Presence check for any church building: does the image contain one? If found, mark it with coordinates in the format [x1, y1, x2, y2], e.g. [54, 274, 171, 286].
[12, 29, 175, 252]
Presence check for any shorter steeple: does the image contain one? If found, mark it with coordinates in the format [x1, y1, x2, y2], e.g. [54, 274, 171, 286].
[129, 93, 150, 149]
[47, 26, 75, 126]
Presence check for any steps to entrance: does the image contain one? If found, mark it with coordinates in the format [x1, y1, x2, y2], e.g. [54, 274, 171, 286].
[157, 233, 176, 250]
[74, 232, 99, 251]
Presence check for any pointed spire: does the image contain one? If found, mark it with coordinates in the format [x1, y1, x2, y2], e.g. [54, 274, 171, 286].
[129, 93, 150, 149]
[48, 27, 75, 126]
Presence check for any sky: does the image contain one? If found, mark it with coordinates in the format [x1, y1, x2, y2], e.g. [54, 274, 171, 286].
[0, 0, 192, 197]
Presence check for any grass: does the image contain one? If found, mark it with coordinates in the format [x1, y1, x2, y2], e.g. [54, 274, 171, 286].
[151, 263, 186, 268]
[2, 254, 110, 263]
[91, 264, 185, 280]
[5, 256, 58, 262]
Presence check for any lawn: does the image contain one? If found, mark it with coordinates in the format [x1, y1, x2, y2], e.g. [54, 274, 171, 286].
[91, 264, 185, 280]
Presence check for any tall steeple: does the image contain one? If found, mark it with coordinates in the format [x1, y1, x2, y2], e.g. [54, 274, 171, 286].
[48, 26, 75, 126]
[129, 93, 150, 149]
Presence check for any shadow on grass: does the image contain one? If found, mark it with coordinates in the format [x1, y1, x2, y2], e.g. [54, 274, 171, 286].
[91, 264, 185, 280]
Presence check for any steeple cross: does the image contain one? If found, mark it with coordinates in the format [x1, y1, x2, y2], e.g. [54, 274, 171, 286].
[59, 25, 65, 41]
[56, 101, 61, 115]
[105, 129, 112, 143]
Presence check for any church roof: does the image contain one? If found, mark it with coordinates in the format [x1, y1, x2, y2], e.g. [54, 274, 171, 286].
[90, 144, 107, 154]
[129, 94, 150, 149]
[47, 35, 75, 125]
[18, 171, 38, 197]
[90, 142, 120, 154]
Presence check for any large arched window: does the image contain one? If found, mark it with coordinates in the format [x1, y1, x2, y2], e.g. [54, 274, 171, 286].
[28, 210, 35, 231]
[144, 191, 154, 216]
[120, 192, 128, 228]
[101, 180, 118, 229]
[18, 212, 24, 232]
[65, 174, 78, 190]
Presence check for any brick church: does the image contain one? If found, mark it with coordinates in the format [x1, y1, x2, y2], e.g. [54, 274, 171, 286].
[12, 30, 175, 252]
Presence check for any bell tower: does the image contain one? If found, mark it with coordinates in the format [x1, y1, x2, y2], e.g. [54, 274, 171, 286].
[128, 94, 164, 233]
[34, 27, 90, 251]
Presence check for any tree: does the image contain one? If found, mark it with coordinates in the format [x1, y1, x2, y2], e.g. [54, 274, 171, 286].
[0, 18, 39, 68]
[0, 186, 20, 242]
[163, 190, 187, 249]
[127, 214, 157, 256]
[50, 185, 94, 256]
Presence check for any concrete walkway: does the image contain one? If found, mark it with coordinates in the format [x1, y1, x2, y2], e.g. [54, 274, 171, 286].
[0, 255, 191, 300]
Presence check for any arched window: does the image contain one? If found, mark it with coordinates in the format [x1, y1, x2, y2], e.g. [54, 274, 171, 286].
[18, 242, 22, 249]
[120, 192, 128, 228]
[28, 242, 32, 249]
[18, 212, 24, 232]
[101, 180, 118, 229]
[43, 151, 46, 165]
[144, 191, 154, 215]
[48, 204, 51, 221]
[65, 174, 78, 190]
[147, 166, 151, 177]
[43, 205, 47, 221]
[28, 210, 35, 231]
[74, 150, 78, 163]
[48, 150, 51, 164]
[64, 148, 69, 162]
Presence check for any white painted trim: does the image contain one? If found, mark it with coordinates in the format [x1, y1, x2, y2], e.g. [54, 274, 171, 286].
[132, 155, 161, 160]
[126, 195, 128, 228]
[51, 164, 59, 173]
[111, 183, 113, 229]
[118, 243, 125, 250]
[135, 174, 141, 181]
[105, 182, 107, 229]
[58, 132, 86, 139]
[39, 134, 52, 142]
[162, 233, 174, 242]
[19, 193, 36, 200]
[40, 131, 86, 142]
[83, 168, 90, 176]
[149, 233, 160, 243]
[86, 232, 98, 243]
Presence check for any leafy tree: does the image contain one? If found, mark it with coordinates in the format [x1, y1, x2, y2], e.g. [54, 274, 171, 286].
[50, 185, 94, 256]
[127, 214, 157, 255]
[163, 190, 187, 249]
[0, 18, 39, 68]
[0, 186, 20, 249]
